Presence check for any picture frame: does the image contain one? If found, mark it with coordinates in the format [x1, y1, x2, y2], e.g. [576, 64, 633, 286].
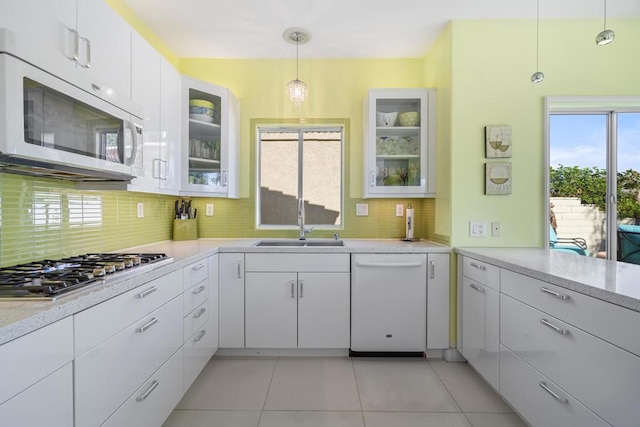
[485, 162, 512, 195]
[485, 125, 512, 158]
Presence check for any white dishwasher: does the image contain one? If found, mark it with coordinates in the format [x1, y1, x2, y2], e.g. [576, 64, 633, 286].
[351, 253, 427, 353]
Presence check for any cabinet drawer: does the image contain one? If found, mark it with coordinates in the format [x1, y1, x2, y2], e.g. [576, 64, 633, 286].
[183, 258, 209, 291]
[245, 253, 350, 272]
[75, 296, 183, 427]
[462, 256, 500, 290]
[184, 278, 209, 314]
[501, 294, 640, 427]
[183, 300, 209, 340]
[500, 345, 610, 427]
[0, 363, 73, 427]
[0, 317, 73, 405]
[184, 318, 217, 392]
[102, 347, 184, 427]
[74, 269, 182, 357]
[501, 269, 640, 357]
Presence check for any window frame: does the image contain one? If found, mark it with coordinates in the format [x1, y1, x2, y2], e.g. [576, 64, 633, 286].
[256, 124, 345, 231]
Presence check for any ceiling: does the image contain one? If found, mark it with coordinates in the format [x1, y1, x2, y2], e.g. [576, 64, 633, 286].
[122, 0, 640, 59]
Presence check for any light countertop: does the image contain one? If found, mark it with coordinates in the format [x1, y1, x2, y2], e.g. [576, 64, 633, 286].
[0, 238, 449, 346]
[456, 247, 640, 313]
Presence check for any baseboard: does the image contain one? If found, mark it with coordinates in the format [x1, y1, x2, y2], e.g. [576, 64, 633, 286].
[349, 350, 424, 357]
[443, 348, 467, 362]
[215, 348, 349, 357]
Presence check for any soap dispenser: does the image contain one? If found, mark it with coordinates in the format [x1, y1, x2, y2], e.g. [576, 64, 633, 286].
[405, 203, 414, 240]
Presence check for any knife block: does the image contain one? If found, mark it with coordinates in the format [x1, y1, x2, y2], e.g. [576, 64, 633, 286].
[173, 219, 198, 241]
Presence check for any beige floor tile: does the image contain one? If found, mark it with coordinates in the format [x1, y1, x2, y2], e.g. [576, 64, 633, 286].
[258, 411, 364, 427]
[353, 358, 460, 412]
[177, 358, 277, 410]
[429, 360, 512, 413]
[364, 411, 472, 427]
[264, 358, 361, 411]
[163, 410, 260, 427]
[464, 413, 528, 427]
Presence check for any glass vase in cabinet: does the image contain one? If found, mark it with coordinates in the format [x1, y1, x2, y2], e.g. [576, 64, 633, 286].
[181, 76, 239, 198]
[363, 88, 436, 198]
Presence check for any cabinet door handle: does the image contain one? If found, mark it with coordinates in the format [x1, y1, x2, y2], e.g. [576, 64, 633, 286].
[193, 307, 207, 319]
[79, 36, 91, 68]
[469, 283, 485, 294]
[160, 160, 168, 180]
[429, 260, 435, 279]
[299, 280, 304, 298]
[236, 261, 243, 278]
[136, 286, 157, 299]
[136, 317, 159, 333]
[470, 262, 486, 271]
[540, 318, 569, 335]
[136, 380, 159, 402]
[152, 158, 161, 179]
[222, 171, 228, 187]
[540, 287, 569, 300]
[370, 171, 376, 187]
[193, 330, 206, 343]
[539, 381, 569, 404]
[192, 285, 206, 295]
[290, 280, 296, 298]
[67, 28, 79, 61]
[193, 263, 206, 271]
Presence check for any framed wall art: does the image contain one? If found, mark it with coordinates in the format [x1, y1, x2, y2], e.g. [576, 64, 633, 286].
[485, 162, 512, 195]
[485, 125, 512, 158]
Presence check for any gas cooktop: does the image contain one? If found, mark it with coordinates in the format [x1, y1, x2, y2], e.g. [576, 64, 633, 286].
[0, 253, 173, 301]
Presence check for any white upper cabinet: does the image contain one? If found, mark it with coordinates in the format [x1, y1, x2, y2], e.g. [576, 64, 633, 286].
[159, 58, 182, 193]
[0, 0, 132, 106]
[363, 88, 436, 198]
[181, 76, 239, 198]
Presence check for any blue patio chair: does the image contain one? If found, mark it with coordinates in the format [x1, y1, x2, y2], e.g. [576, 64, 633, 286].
[617, 224, 640, 264]
[550, 225, 589, 256]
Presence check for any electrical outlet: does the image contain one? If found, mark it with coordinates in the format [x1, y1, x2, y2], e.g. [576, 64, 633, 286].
[206, 203, 214, 216]
[356, 203, 369, 216]
[136, 202, 144, 219]
[395, 204, 404, 217]
[469, 221, 487, 238]
[491, 221, 501, 237]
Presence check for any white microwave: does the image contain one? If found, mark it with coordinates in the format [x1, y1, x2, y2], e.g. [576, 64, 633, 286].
[0, 52, 143, 182]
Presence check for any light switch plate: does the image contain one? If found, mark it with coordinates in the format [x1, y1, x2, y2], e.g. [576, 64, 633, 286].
[491, 221, 501, 237]
[136, 202, 144, 219]
[396, 204, 404, 217]
[469, 221, 487, 238]
[356, 203, 369, 216]
[206, 203, 214, 216]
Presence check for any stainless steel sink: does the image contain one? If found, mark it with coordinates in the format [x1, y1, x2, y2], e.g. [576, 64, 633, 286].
[254, 240, 345, 247]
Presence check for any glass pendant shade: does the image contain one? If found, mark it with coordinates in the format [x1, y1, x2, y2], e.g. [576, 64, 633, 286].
[596, 0, 615, 46]
[531, 71, 545, 83]
[286, 79, 308, 107]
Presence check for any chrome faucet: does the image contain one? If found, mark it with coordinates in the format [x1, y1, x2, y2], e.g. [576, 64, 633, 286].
[298, 198, 313, 240]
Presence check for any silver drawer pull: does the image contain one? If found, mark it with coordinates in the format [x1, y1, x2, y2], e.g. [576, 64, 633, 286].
[194, 330, 206, 343]
[136, 286, 157, 299]
[470, 262, 486, 271]
[299, 280, 304, 298]
[290, 280, 295, 298]
[193, 307, 206, 319]
[136, 380, 159, 402]
[192, 285, 206, 295]
[237, 261, 243, 279]
[540, 287, 569, 300]
[539, 381, 568, 404]
[540, 318, 569, 335]
[136, 317, 159, 333]
[429, 260, 436, 279]
[192, 263, 206, 271]
[470, 283, 485, 293]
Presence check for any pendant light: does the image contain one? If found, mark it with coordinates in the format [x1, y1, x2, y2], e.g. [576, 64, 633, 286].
[284, 29, 310, 107]
[596, 0, 615, 46]
[531, 0, 544, 84]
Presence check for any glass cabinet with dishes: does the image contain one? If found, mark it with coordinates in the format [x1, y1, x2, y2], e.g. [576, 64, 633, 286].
[181, 76, 239, 197]
[362, 88, 436, 198]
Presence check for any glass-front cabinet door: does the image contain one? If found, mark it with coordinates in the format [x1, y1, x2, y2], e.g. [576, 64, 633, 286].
[181, 76, 239, 197]
[363, 88, 436, 198]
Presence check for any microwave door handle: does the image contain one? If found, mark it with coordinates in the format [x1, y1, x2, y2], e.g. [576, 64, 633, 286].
[123, 120, 139, 166]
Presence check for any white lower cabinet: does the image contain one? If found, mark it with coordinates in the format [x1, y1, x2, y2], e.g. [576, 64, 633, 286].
[218, 253, 245, 348]
[426, 253, 450, 350]
[461, 276, 499, 390]
[184, 316, 218, 390]
[500, 345, 609, 427]
[0, 363, 73, 427]
[102, 348, 184, 427]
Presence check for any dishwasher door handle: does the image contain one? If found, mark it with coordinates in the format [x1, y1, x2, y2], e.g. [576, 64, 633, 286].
[355, 261, 424, 268]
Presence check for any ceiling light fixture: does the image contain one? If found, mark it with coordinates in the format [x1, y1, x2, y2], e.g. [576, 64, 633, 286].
[531, 0, 544, 84]
[596, 0, 615, 46]
[284, 28, 310, 107]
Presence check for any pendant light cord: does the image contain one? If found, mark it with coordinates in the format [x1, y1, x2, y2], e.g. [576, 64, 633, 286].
[296, 37, 300, 80]
[603, 0, 608, 30]
[536, 0, 540, 70]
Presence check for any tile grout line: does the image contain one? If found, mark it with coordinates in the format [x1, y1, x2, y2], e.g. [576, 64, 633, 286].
[256, 356, 280, 426]
[424, 358, 464, 413]
[350, 357, 367, 426]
